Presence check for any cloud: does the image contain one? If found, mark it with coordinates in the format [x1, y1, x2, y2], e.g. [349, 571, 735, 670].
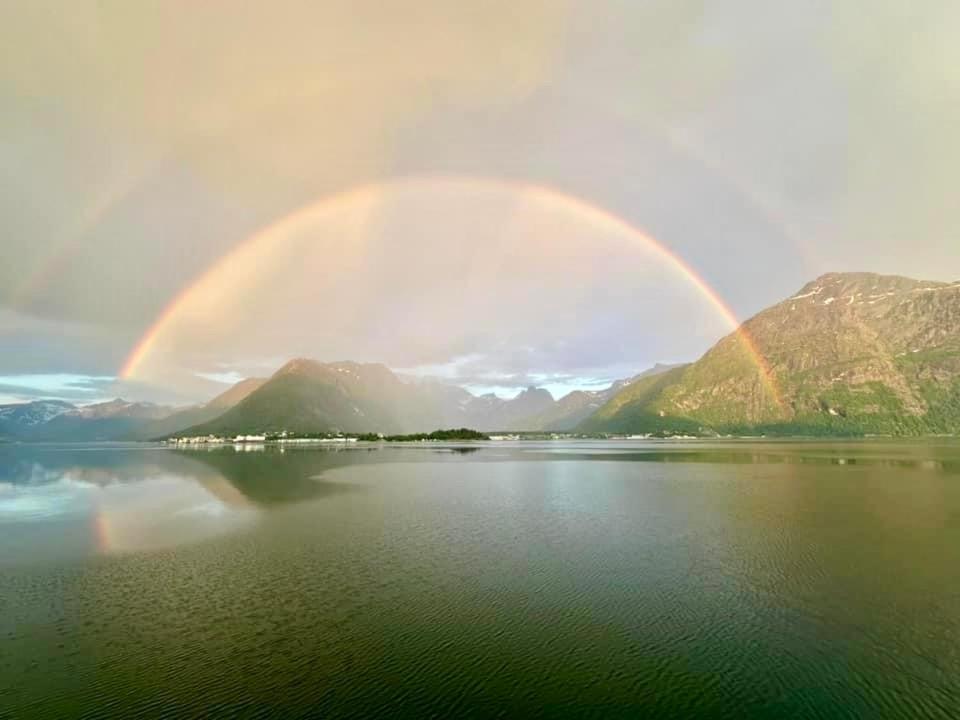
[399, 356, 643, 399]
[195, 371, 247, 386]
[0, 309, 132, 376]
[0, 374, 115, 403]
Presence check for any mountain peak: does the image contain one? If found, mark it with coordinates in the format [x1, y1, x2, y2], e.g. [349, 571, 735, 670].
[274, 358, 394, 380]
[0, 399, 77, 428]
[792, 272, 954, 302]
[275, 358, 322, 376]
[73, 398, 172, 420]
[517, 385, 553, 400]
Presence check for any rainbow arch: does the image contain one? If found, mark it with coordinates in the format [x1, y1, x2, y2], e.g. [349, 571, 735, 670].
[119, 175, 782, 408]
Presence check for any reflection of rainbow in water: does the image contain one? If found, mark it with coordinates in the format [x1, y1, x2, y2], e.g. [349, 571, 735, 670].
[90, 476, 256, 555]
[119, 176, 783, 410]
[92, 508, 113, 553]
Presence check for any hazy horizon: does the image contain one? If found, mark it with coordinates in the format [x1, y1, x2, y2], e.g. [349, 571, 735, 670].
[0, 357, 684, 408]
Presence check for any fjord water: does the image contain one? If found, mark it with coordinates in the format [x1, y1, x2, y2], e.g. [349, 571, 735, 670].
[2, 442, 959, 718]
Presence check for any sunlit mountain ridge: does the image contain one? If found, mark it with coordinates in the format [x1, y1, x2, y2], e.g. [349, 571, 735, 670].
[583, 272, 960, 435]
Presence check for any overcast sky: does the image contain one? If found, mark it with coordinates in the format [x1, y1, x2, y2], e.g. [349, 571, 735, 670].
[2, 1, 958, 405]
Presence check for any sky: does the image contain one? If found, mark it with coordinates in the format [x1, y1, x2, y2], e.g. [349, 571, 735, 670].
[1, 1, 959, 405]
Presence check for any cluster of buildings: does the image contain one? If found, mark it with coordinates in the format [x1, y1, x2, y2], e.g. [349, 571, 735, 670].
[167, 434, 266, 445]
[168, 435, 232, 445]
[166, 432, 359, 446]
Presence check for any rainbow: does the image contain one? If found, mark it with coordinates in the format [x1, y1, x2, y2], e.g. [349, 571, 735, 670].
[92, 509, 113, 553]
[9, 161, 161, 308]
[119, 176, 782, 408]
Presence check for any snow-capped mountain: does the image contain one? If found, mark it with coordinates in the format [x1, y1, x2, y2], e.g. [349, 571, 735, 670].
[0, 400, 76, 430]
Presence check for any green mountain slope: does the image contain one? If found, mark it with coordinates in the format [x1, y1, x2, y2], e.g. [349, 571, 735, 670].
[582, 273, 960, 436]
[181, 360, 414, 436]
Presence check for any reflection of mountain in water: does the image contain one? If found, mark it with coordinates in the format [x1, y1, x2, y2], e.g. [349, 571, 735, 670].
[172, 447, 389, 506]
[179, 442, 960, 508]
[4, 442, 956, 514]
[0, 445, 375, 509]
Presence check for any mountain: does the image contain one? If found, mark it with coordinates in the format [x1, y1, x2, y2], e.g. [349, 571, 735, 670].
[178, 360, 649, 436]
[0, 400, 76, 439]
[5, 365, 650, 440]
[518, 364, 687, 431]
[582, 272, 960, 436]
[68, 399, 172, 421]
[181, 360, 427, 436]
[459, 386, 555, 431]
[181, 360, 515, 436]
[514, 389, 605, 432]
[26, 398, 177, 441]
[0, 377, 267, 442]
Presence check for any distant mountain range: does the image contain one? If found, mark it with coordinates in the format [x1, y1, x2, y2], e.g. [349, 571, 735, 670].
[176, 359, 669, 437]
[0, 378, 265, 442]
[0, 400, 75, 435]
[5, 399, 173, 442]
[513, 364, 683, 432]
[0, 363, 668, 441]
[3, 272, 957, 440]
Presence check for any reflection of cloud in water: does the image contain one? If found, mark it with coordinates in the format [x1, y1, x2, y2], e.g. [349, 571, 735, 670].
[0, 476, 93, 520]
[0, 448, 259, 559]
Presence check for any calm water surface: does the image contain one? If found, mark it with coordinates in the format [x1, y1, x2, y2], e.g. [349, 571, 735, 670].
[1, 440, 959, 718]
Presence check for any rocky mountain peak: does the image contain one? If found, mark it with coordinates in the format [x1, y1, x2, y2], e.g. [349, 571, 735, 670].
[73, 398, 173, 420]
[274, 358, 323, 377]
[789, 272, 957, 308]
